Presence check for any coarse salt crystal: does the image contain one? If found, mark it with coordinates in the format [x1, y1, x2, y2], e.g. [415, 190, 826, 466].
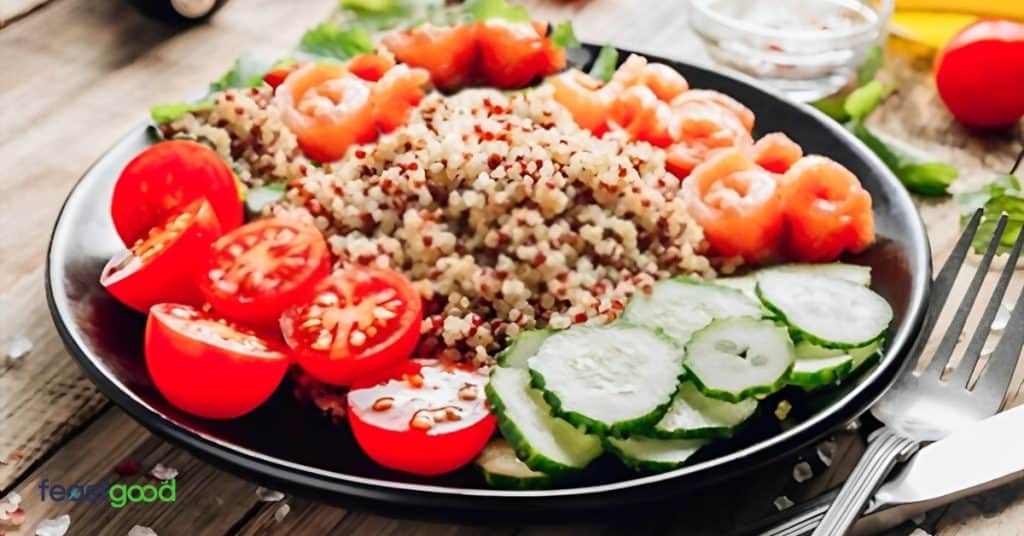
[128, 526, 158, 536]
[817, 439, 836, 467]
[34, 514, 71, 536]
[792, 461, 813, 483]
[149, 463, 178, 481]
[273, 503, 291, 523]
[256, 487, 285, 502]
[5, 335, 32, 365]
[773, 496, 794, 511]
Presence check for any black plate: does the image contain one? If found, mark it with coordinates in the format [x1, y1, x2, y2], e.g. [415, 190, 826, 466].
[46, 45, 930, 519]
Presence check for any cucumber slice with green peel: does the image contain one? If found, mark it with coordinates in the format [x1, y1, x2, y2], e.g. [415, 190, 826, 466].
[766, 262, 872, 286]
[684, 317, 794, 402]
[622, 277, 763, 347]
[756, 271, 893, 349]
[604, 436, 707, 472]
[712, 274, 758, 302]
[789, 340, 883, 388]
[486, 367, 603, 475]
[528, 324, 684, 436]
[496, 329, 554, 369]
[652, 381, 758, 439]
[476, 439, 553, 490]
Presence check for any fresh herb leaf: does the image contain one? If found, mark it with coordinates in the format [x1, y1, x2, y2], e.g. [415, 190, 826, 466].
[210, 52, 277, 93]
[337, 0, 448, 31]
[956, 174, 1024, 253]
[588, 45, 619, 83]
[245, 183, 287, 219]
[465, 0, 530, 22]
[849, 119, 958, 196]
[341, 0, 395, 11]
[299, 22, 374, 61]
[856, 45, 884, 85]
[843, 80, 890, 121]
[550, 21, 579, 49]
[149, 100, 215, 124]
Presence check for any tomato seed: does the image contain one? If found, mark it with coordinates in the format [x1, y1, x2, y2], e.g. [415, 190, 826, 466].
[311, 331, 333, 351]
[314, 293, 339, 306]
[208, 269, 225, 281]
[349, 330, 367, 347]
[372, 397, 394, 411]
[227, 244, 244, 257]
[300, 318, 322, 329]
[372, 306, 397, 320]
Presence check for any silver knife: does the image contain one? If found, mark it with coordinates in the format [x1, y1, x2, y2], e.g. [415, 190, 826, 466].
[751, 404, 1024, 536]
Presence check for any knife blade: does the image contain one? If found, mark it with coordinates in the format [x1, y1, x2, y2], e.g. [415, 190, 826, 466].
[748, 403, 1024, 536]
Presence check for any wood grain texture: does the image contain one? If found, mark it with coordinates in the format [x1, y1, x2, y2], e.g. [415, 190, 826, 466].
[1, 0, 1022, 535]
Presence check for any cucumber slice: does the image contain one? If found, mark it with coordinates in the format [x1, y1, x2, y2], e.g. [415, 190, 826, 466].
[496, 329, 554, 369]
[486, 367, 603, 475]
[767, 262, 872, 286]
[475, 439, 552, 490]
[712, 274, 758, 303]
[684, 317, 794, 402]
[789, 340, 883, 388]
[756, 271, 893, 349]
[528, 324, 683, 436]
[604, 436, 707, 472]
[652, 381, 758, 439]
[622, 277, 763, 347]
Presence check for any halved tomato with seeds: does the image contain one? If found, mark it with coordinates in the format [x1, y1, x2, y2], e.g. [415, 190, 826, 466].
[145, 303, 289, 419]
[101, 198, 222, 312]
[347, 359, 495, 476]
[198, 217, 331, 327]
[110, 140, 242, 245]
[280, 267, 423, 386]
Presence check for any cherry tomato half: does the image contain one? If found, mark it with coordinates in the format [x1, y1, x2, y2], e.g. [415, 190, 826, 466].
[101, 198, 222, 312]
[347, 359, 496, 476]
[280, 267, 423, 386]
[935, 20, 1024, 128]
[145, 303, 289, 419]
[198, 217, 330, 327]
[111, 140, 242, 245]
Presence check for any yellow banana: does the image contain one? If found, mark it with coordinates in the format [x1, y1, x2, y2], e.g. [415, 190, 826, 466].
[895, 0, 1024, 19]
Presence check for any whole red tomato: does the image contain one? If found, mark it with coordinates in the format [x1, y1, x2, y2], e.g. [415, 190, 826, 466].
[935, 20, 1024, 128]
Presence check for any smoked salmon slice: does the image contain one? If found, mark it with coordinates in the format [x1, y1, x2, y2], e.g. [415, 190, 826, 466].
[780, 156, 875, 262]
[682, 148, 785, 263]
[751, 132, 803, 174]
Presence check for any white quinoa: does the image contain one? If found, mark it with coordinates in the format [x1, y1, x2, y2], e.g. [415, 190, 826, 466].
[165, 85, 714, 366]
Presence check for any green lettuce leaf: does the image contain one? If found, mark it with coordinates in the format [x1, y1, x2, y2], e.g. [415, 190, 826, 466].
[465, 0, 530, 22]
[550, 21, 579, 49]
[956, 174, 1024, 253]
[299, 22, 374, 60]
[150, 100, 215, 124]
[210, 52, 277, 92]
[244, 183, 287, 219]
[588, 45, 619, 83]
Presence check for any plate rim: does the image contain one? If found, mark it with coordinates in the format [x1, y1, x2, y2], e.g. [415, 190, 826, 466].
[45, 44, 931, 513]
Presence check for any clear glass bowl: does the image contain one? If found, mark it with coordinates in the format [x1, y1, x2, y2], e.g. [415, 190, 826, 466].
[689, 0, 893, 102]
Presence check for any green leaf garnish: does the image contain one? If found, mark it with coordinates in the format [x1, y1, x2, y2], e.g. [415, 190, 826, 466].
[149, 100, 215, 124]
[244, 183, 288, 219]
[956, 174, 1024, 253]
[588, 45, 619, 83]
[341, 0, 395, 11]
[849, 119, 958, 196]
[550, 21, 579, 49]
[465, 0, 530, 22]
[299, 22, 375, 61]
[210, 52, 277, 93]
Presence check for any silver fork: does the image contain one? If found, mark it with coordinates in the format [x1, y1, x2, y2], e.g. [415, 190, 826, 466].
[808, 208, 1024, 536]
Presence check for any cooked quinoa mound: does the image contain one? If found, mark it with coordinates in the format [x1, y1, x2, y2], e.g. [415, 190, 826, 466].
[165, 85, 713, 365]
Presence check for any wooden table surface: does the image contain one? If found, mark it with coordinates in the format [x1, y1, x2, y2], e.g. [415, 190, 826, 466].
[2, 1, 1023, 534]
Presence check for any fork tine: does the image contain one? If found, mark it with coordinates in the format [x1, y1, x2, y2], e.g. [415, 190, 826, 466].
[902, 209, 984, 369]
[972, 260, 1024, 406]
[923, 214, 1009, 377]
[951, 221, 1024, 387]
